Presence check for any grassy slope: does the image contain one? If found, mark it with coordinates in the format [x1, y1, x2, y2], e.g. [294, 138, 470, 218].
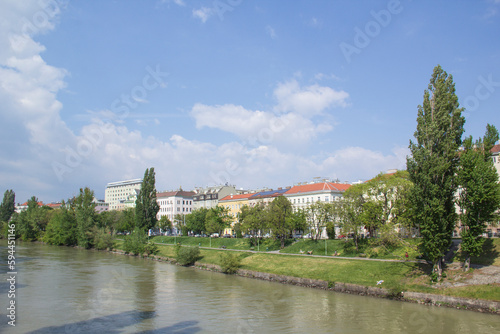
[454, 238, 500, 267]
[121, 237, 500, 302]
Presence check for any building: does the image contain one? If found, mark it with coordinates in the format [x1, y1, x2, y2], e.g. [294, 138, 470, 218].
[104, 179, 142, 210]
[192, 185, 237, 210]
[248, 188, 290, 207]
[93, 199, 109, 213]
[492, 144, 500, 177]
[157, 190, 196, 233]
[284, 180, 351, 211]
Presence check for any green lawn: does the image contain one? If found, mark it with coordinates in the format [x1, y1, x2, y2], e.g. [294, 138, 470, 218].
[455, 238, 500, 267]
[115, 237, 500, 302]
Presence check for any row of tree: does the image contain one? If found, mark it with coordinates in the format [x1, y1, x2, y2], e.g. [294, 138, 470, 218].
[0, 168, 162, 253]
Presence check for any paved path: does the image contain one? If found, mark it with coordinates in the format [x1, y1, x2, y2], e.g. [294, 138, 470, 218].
[154, 241, 428, 263]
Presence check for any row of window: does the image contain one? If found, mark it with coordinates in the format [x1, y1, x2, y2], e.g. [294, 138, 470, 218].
[159, 207, 193, 213]
[158, 200, 193, 205]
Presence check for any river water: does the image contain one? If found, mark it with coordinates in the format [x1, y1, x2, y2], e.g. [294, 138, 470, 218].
[0, 241, 499, 333]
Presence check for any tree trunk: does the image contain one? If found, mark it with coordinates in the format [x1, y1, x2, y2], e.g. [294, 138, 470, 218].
[463, 254, 470, 272]
[434, 257, 443, 278]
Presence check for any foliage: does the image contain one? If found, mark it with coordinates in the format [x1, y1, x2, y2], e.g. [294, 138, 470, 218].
[43, 204, 77, 246]
[240, 203, 268, 236]
[267, 196, 293, 248]
[305, 201, 333, 240]
[219, 252, 241, 274]
[176, 246, 201, 266]
[0, 189, 15, 223]
[113, 208, 136, 232]
[75, 187, 97, 249]
[326, 221, 336, 240]
[205, 206, 230, 235]
[185, 208, 208, 234]
[123, 229, 147, 255]
[156, 215, 172, 232]
[407, 65, 465, 275]
[457, 124, 500, 270]
[338, 189, 365, 252]
[135, 167, 160, 231]
[15, 196, 52, 241]
[93, 227, 115, 251]
[144, 240, 159, 256]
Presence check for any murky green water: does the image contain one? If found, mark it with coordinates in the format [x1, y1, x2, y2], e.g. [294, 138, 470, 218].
[0, 241, 499, 333]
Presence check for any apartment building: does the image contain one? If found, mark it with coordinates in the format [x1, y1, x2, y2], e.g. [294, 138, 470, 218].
[156, 190, 195, 223]
[104, 179, 142, 210]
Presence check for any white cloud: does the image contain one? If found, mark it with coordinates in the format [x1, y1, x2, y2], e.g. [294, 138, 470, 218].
[0, 1, 406, 202]
[273, 79, 349, 116]
[266, 25, 277, 39]
[192, 7, 213, 23]
[190, 103, 332, 151]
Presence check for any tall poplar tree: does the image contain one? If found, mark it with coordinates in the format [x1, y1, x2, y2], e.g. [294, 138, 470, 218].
[407, 65, 465, 276]
[0, 189, 15, 223]
[75, 187, 96, 248]
[457, 124, 500, 271]
[135, 167, 160, 231]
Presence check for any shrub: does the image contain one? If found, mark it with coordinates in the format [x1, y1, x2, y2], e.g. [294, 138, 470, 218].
[176, 246, 201, 266]
[144, 241, 159, 256]
[93, 228, 115, 251]
[219, 253, 241, 274]
[123, 230, 146, 256]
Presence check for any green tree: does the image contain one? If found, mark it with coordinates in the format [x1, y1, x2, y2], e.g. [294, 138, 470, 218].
[0, 189, 15, 223]
[185, 208, 208, 234]
[16, 196, 51, 241]
[115, 208, 136, 233]
[407, 65, 465, 277]
[205, 206, 230, 236]
[267, 196, 293, 248]
[135, 167, 160, 231]
[75, 187, 97, 249]
[306, 201, 333, 240]
[157, 215, 173, 233]
[338, 189, 365, 252]
[457, 124, 500, 271]
[240, 203, 268, 237]
[43, 203, 78, 246]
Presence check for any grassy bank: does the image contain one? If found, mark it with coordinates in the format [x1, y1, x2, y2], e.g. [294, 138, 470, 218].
[116, 239, 500, 302]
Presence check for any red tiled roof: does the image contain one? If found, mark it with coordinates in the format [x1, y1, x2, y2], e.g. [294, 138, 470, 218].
[491, 144, 500, 154]
[45, 203, 62, 208]
[219, 193, 256, 201]
[285, 182, 350, 195]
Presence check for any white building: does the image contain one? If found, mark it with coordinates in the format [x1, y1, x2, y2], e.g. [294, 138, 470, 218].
[157, 190, 195, 223]
[104, 179, 142, 210]
[284, 180, 351, 211]
[192, 185, 237, 210]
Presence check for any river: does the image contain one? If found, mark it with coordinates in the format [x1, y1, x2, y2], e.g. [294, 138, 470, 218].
[0, 241, 499, 333]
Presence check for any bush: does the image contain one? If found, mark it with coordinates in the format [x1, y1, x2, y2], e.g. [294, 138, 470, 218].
[123, 230, 146, 256]
[219, 253, 241, 274]
[176, 246, 201, 266]
[144, 241, 159, 256]
[93, 228, 115, 251]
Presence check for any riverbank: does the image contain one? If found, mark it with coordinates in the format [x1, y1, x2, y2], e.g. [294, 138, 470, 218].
[112, 242, 500, 315]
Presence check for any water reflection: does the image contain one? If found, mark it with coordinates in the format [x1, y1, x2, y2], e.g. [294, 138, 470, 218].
[1, 242, 499, 334]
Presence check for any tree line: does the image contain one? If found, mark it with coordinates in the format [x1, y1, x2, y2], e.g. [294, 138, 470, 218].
[1, 66, 499, 273]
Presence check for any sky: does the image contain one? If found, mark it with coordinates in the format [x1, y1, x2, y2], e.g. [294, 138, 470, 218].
[1, 0, 499, 204]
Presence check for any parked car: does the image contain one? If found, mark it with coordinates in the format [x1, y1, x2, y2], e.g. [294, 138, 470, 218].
[211, 233, 219, 238]
[223, 234, 232, 238]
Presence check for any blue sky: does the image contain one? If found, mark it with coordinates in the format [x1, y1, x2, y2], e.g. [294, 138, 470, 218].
[1, 0, 499, 203]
